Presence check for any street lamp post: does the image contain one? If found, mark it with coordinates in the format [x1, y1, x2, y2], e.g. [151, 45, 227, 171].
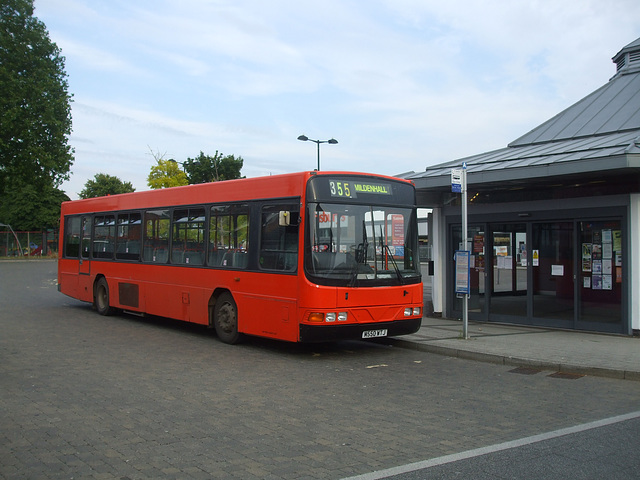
[297, 135, 338, 171]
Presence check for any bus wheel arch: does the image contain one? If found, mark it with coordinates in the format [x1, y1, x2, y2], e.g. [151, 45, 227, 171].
[94, 276, 115, 316]
[210, 289, 243, 344]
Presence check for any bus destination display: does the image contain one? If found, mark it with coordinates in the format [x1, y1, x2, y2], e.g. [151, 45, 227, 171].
[329, 180, 392, 198]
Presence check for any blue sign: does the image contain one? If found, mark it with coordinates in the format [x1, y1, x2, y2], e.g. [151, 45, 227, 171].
[451, 168, 463, 193]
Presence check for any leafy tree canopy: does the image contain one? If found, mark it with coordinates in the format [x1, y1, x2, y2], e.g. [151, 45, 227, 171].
[0, 0, 74, 194]
[0, 179, 69, 230]
[184, 151, 244, 184]
[147, 158, 188, 189]
[79, 173, 135, 199]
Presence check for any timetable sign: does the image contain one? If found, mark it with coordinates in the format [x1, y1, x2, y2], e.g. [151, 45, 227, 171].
[451, 168, 463, 193]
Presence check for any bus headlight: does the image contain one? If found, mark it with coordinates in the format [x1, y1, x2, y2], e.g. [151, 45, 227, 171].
[413, 307, 421, 316]
[404, 308, 412, 316]
[309, 312, 348, 323]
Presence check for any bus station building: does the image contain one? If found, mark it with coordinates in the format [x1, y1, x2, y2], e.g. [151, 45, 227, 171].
[403, 37, 640, 335]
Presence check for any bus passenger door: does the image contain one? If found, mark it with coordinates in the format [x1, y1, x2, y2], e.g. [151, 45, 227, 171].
[79, 216, 92, 276]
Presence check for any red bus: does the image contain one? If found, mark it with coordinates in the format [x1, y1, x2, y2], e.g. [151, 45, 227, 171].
[58, 171, 423, 343]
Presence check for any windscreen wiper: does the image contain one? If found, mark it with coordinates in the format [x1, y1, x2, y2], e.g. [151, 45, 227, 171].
[381, 242, 404, 284]
[370, 207, 378, 277]
[374, 222, 404, 284]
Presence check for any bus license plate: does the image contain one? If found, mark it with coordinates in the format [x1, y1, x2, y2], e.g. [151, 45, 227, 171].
[362, 329, 388, 339]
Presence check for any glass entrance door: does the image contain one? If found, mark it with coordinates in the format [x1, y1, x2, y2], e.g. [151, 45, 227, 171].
[490, 224, 527, 317]
[578, 220, 622, 327]
[450, 216, 625, 333]
[532, 222, 574, 322]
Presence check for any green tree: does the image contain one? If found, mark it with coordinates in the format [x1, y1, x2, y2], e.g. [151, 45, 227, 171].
[79, 173, 135, 199]
[147, 158, 188, 189]
[0, 0, 74, 195]
[0, 180, 69, 230]
[183, 151, 244, 184]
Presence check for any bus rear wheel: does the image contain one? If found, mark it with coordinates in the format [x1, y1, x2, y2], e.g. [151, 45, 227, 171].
[95, 277, 115, 316]
[214, 292, 242, 344]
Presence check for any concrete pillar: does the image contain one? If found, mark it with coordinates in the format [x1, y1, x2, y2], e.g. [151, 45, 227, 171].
[431, 207, 444, 315]
[630, 194, 640, 332]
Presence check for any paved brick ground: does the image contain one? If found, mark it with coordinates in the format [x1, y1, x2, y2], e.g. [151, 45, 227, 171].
[2, 261, 640, 479]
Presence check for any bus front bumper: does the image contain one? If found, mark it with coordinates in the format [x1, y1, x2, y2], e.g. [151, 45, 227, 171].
[299, 317, 422, 343]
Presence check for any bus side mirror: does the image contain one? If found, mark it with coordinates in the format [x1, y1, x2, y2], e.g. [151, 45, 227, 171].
[279, 211, 291, 226]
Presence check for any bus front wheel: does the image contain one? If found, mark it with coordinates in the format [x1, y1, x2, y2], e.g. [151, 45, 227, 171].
[214, 292, 242, 344]
[95, 277, 115, 316]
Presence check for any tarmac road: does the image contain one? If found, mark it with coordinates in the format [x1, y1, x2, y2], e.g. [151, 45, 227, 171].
[343, 412, 640, 479]
[2, 260, 640, 479]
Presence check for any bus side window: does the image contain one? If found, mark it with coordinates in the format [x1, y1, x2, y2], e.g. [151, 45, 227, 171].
[259, 205, 298, 271]
[116, 212, 141, 261]
[143, 209, 170, 263]
[64, 216, 81, 258]
[93, 215, 115, 259]
[209, 204, 249, 268]
[172, 208, 205, 265]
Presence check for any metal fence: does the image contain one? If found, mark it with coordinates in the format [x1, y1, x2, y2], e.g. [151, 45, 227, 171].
[0, 229, 59, 257]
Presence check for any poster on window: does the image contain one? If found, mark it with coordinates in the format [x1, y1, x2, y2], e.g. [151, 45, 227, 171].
[582, 243, 592, 272]
[474, 235, 484, 254]
[613, 230, 622, 251]
[592, 275, 602, 290]
[593, 230, 602, 244]
[316, 212, 348, 228]
[592, 260, 602, 274]
[391, 214, 404, 246]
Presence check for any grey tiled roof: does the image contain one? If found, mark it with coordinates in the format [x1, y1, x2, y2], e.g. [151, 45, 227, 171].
[510, 73, 640, 146]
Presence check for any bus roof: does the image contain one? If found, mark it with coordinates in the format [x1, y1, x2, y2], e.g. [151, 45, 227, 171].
[61, 171, 413, 214]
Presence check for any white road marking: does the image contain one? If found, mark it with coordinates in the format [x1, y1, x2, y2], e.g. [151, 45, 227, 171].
[341, 410, 640, 480]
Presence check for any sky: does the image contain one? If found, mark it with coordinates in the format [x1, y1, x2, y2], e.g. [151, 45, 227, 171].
[34, 0, 640, 200]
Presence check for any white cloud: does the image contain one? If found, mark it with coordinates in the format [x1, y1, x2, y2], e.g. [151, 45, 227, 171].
[33, 0, 640, 198]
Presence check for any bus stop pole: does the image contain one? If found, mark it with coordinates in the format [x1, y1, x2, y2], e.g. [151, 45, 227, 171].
[462, 164, 469, 339]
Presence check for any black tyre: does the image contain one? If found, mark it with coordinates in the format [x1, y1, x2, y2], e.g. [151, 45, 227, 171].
[95, 277, 115, 316]
[213, 292, 242, 344]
